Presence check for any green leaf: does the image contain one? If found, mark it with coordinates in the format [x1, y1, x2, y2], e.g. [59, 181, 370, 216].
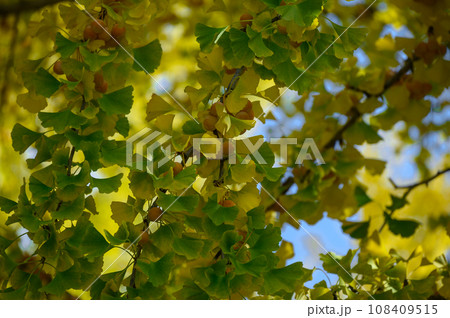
[344, 122, 382, 145]
[219, 230, 242, 254]
[174, 281, 209, 300]
[55, 32, 79, 58]
[229, 28, 255, 66]
[384, 212, 420, 238]
[272, 60, 316, 94]
[263, 262, 306, 294]
[261, 0, 282, 7]
[53, 195, 85, 220]
[115, 116, 129, 137]
[342, 220, 370, 239]
[194, 23, 227, 53]
[137, 253, 174, 287]
[387, 195, 408, 211]
[183, 120, 205, 135]
[354, 185, 371, 207]
[276, 0, 323, 26]
[202, 194, 239, 225]
[98, 86, 134, 115]
[39, 109, 87, 133]
[158, 192, 199, 213]
[110, 201, 137, 225]
[67, 217, 110, 258]
[91, 173, 123, 194]
[247, 206, 265, 230]
[128, 171, 154, 200]
[23, 68, 61, 98]
[233, 255, 268, 277]
[11, 124, 42, 154]
[80, 47, 118, 72]
[320, 249, 356, 284]
[331, 22, 368, 52]
[247, 28, 273, 57]
[248, 225, 281, 257]
[290, 201, 320, 220]
[173, 237, 204, 260]
[0, 196, 17, 213]
[132, 39, 162, 73]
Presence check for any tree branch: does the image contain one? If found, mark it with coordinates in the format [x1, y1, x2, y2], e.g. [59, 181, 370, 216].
[0, 0, 72, 16]
[265, 57, 420, 212]
[348, 56, 418, 98]
[389, 168, 450, 192]
[379, 167, 450, 231]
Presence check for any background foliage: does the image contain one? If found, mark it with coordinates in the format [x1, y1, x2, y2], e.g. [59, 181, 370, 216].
[0, 0, 449, 300]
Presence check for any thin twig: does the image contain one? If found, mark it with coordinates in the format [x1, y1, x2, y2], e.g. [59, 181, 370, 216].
[379, 168, 450, 231]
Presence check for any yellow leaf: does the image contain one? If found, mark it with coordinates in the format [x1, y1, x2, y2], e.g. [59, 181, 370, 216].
[225, 69, 259, 114]
[233, 183, 261, 212]
[17, 90, 47, 113]
[146, 94, 175, 121]
[230, 161, 256, 183]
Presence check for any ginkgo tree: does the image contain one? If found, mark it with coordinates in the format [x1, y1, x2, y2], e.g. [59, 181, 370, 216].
[0, 0, 449, 300]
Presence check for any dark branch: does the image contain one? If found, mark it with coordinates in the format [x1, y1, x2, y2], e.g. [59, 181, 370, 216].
[265, 57, 420, 212]
[66, 146, 76, 176]
[349, 56, 418, 98]
[0, 0, 72, 16]
[389, 168, 450, 192]
[379, 168, 450, 232]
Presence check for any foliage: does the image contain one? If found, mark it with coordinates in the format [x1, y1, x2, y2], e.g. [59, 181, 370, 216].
[0, 0, 449, 300]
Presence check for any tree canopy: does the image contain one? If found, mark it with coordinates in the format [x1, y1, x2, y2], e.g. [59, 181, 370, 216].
[0, 0, 449, 300]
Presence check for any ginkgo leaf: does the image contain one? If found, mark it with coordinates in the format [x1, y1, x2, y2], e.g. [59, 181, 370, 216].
[80, 47, 118, 72]
[132, 39, 162, 73]
[203, 194, 239, 225]
[331, 22, 368, 52]
[146, 94, 175, 121]
[247, 28, 273, 57]
[195, 24, 227, 53]
[91, 173, 123, 194]
[158, 192, 199, 213]
[354, 185, 371, 207]
[17, 90, 48, 113]
[229, 28, 255, 66]
[384, 212, 420, 238]
[39, 109, 87, 133]
[22, 68, 61, 98]
[276, 0, 323, 26]
[55, 32, 80, 58]
[173, 237, 205, 260]
[272, 60, 316, 93]
[342, 220, 370, 239]
[98, 86, 134, 115]
[11, 124, 42, 154]
[137, 253, 174, 287]
[0, 197, 17, 214]
[263, 262, 306, 294]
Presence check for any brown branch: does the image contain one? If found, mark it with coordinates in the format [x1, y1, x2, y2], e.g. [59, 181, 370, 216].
[129, 244, 142, 289]
[389, 167, 450, 192]
[66, 146, 76, 176]
[348, 56, 418, 98]
[379, 168, 450, 231]
[0, 0, 72, 16]
[323, 106, 362, 150]
[265, 57, 420, 212]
